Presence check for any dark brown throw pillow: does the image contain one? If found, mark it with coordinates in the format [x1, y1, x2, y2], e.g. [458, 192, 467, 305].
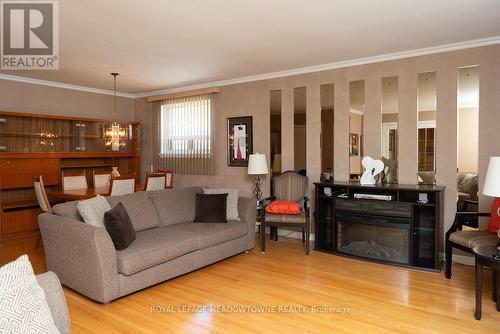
[104, 203, 136, 250]
[194, 193, 228, 223]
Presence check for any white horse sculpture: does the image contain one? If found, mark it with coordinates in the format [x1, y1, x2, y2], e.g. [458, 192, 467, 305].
[360, 156, 385, 185]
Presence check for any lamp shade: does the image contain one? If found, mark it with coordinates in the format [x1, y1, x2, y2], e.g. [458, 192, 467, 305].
[247, 153, 268, 175]
[483, 156, 500, 197]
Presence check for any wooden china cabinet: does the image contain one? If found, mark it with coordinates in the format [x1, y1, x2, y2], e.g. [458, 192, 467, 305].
[0, 111, 141, 240]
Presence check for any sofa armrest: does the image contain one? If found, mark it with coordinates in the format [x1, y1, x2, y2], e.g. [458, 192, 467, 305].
[38, 213, 119, 303]
[37, 271, 71, 334]
[238, 196, 257, 250]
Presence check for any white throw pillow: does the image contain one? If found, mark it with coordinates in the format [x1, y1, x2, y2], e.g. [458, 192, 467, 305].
[0, 255, 59, 334]
[77, 195, 111, 228]
[203, 188, 240, 221]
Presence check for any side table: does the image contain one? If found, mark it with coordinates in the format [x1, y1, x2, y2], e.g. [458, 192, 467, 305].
[473, 245, 500, 320]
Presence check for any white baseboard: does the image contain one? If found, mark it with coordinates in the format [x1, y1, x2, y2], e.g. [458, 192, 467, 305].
[255, 225, 315, 241]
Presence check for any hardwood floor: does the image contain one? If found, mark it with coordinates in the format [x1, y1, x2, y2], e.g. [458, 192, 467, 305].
[1, 234, 499, 333]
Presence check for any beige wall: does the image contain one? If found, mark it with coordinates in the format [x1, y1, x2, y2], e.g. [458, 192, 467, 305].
[0, 79, 136, 121]
[138, 44, 500, 239]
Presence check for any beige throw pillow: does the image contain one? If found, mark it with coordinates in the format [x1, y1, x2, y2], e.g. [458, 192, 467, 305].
[77, 195, 111, 228]
[203, 188, 240, 221]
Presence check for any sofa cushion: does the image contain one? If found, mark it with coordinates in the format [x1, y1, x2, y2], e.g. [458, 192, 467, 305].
[150, 187, 203, 226]
[77, 195, 111, 228]
[104, 203, 136, 250]
[449, 230, 499, 249]
[52, 201, 83, 221]
[194, 193, 228, 224]
[457, 173, 478, 201]
[116, 227, 197, 276]
[166, 221, 248, 249]
[106, 191, 160, 232]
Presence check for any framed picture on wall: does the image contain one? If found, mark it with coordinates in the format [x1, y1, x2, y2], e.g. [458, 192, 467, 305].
[349, 133, 359, 156]
[227, 116, 253, 167]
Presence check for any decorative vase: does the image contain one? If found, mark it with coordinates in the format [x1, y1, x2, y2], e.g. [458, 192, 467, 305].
[111, 167, 120, 177]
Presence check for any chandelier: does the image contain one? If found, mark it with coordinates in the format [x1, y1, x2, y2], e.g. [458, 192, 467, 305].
[105, 73, 127, 151]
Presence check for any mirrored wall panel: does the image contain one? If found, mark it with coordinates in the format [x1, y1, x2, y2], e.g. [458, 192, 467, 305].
[457, 65, 479, 211]
[294, 87, 307, 174]
[417, 71, 437, 185]
[320, 84, 334, 175]
[349, 81, 365, 181]
[270, 90, 282, 175]
[381, 76, 399, 183]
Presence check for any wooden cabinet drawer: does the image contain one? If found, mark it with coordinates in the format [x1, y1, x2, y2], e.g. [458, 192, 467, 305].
[0, 158, 59, 189]
[1, 207, 41, 235]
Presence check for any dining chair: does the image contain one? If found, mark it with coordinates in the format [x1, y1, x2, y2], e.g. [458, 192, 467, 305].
[93, 170, 112, 189]
[34, 175, 52, 213]
[110, 174, 136, 196]
[144, 172, 167, 191]
[157, 169, 173, 188]
[34, 175, 51, 249]
[260, 170, 310, 255]
[62, 171, 88, 191]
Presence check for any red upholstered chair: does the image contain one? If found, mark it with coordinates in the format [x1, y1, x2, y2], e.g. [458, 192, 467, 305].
[260, 171, 310, 255]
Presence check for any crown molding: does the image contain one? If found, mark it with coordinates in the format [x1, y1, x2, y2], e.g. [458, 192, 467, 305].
[135, 35, 500, 98]
[0, 73, 135, 98]
[0, 36, 498, 99]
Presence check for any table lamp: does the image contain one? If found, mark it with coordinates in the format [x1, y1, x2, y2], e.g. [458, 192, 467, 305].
[482, 156, 500, 251]
[248, 153, 268, 201]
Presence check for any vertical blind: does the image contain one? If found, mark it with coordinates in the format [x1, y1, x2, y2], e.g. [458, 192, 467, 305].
[150, 94, 215, 175]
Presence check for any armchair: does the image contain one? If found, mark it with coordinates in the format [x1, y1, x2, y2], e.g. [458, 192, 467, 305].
[445, 211, 498, 278]
[260, 171, 310, 255]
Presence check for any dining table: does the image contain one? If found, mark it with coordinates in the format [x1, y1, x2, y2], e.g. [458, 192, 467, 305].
[50, 184, 144, 201]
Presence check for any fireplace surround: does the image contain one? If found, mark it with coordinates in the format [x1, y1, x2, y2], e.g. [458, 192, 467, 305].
[314, 182, 444, 270]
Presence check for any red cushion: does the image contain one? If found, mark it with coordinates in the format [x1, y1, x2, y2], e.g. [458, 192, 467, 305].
[265, 200, 302, 215]
[487, 197, 500, 233]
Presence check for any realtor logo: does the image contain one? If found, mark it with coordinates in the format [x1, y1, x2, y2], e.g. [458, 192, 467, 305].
[1, 1, 58, 69]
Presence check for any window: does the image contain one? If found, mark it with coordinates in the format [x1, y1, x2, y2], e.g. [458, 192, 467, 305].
[160, 95, 211, 157]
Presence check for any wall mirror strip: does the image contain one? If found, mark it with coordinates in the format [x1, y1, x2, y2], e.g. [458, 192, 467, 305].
[294, 87, 307, 175]
[381, 76, 399, 183]
[457, 65, 479, 212]
[270, 90, 282, 176]
[417, 71, 437, 185]
[349, 81, 365, 181]
[320, 84, 334, 179]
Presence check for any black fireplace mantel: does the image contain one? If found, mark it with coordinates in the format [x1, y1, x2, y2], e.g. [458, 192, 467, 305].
[314, 181, 445, 271]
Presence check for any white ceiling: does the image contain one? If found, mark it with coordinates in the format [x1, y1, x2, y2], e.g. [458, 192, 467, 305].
[1, 0, 499, 95]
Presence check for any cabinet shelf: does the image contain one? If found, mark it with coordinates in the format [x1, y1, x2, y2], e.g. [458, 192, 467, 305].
[0, 132, 104, 140]
[60, 164, 114, 169]
[414, 202, 436, 207]
[1, 200, 39, 211]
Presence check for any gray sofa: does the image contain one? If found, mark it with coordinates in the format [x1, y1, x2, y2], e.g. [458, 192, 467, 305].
[39, 186, 256, 303]
[37, 271, 71, 334]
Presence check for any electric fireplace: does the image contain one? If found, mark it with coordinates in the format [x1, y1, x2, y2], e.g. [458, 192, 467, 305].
[336, 212, 410, 265]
